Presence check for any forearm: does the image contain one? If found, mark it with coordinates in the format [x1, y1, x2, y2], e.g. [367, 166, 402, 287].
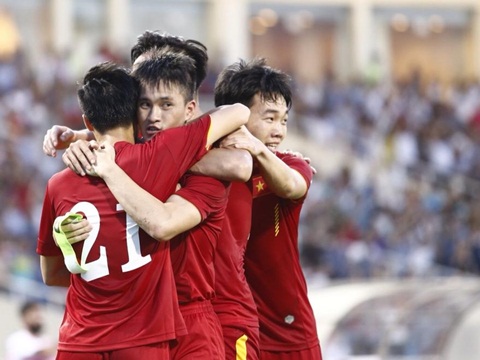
[190, 148, 252, 182]
[255, 146, 307, 199]
[40, 256, 71, 287]
[75, 129, 96, 142]
[101, 165, 175, 240]
[101, 164, 203, 240]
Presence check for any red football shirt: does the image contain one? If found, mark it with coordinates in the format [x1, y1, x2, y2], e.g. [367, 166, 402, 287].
[212, 181, 258, 327]
[170, 173, 230, 303]
[244, 152, 319, 351]
[37, 115, 211, 352]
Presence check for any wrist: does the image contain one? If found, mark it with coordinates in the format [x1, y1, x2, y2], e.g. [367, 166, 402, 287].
[253, 140, 269, 159]
[70, 131, 78, 143]
[95, 162, 118, 179]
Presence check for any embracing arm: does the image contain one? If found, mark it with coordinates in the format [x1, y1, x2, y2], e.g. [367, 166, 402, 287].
[255, 145, 308, 199]
[40, 255, 71, 287]
[43, 125, 94, 157]
[205, 103, 250, 147]
[93, 145, 201, 241]
[189, 147, 252, 182]
[221, 126, 307, 199]
[43, 123, 97, 176]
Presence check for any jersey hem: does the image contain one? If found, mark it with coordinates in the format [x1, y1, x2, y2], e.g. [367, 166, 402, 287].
[260, 338, 320, 352]
[57, 331, 180, 352]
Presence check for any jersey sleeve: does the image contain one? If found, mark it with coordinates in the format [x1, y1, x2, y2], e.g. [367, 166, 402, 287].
[150, 114, 212, 176]
[278, 152, 314, 191]
[175, 173, 230, 221]
[36, 182, 62, 256]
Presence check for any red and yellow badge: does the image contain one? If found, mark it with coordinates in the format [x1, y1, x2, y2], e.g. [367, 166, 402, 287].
[252, 175, 270, 198]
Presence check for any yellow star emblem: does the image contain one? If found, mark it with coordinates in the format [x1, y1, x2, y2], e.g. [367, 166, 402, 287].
[256, 181, 265, 192]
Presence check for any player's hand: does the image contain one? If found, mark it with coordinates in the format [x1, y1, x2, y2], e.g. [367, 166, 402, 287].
[281, 149, 317, 174]
[59, 217, 92, 245]
[92, 142, 116, 178]
[219, 126, 262, 156]
[62, 140, 98, 176]
[43, 125, 76, 157]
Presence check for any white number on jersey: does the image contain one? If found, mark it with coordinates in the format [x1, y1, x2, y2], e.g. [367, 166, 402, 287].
[70, 202, 152, 282]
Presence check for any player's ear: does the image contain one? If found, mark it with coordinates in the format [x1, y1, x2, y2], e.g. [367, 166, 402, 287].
[82, 114, 94, 131]
[184, 99, 197, 122]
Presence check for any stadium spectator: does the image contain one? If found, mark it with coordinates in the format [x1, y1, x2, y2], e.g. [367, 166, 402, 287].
[4, 301, 56, 360]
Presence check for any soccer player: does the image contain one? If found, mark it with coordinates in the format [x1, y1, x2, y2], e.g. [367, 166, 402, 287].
[37, 61, 249, 359]
[214, 58, 323, 360]
[44, 31, 258, 359]
[42, 35, 252, 359]
[43, 30, 251, 182]
[42, 30, 206, 158]
[90, 53, 231, 360]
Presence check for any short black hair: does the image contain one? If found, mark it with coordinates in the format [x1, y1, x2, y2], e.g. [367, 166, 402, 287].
[130, 30, 208, 91]
[132, 52, 196, 103]
[77, 62, 139, 134]
[214, 58, 293, 109]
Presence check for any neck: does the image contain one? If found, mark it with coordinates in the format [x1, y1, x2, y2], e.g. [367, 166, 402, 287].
[94, 126, 135, 145]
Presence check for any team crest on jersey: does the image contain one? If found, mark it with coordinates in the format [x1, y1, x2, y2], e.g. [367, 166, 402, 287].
[252, 175, 271, 198]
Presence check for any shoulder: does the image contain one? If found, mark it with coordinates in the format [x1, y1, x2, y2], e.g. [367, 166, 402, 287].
[184, 113, 211, 130]
[48, 168, 78, 185]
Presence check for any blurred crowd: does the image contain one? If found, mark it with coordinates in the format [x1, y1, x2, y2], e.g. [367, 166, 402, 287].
[295, 70, 480, 285]
[1, 46, 480, 300]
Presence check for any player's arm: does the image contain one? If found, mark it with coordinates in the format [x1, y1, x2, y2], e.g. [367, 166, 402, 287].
[56, 103, 249, 177]
[255, 147, 308, 200]
[92, 144, 201, 241]
[204, 103, 250, 147]
[221, 126, 307, 199]
[40, 255, 71, 287]
[61, 140, 99, 176]
[43, 125, 94, 157]
[189, 147, 252, 182]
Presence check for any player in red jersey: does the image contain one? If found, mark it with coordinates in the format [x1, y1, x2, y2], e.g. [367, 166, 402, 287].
[42, 33, 252, 360]
[43, 30, 251, 181]
[214, 58, 323, 360]
[83, 52, 233, 360]
[37, 61, 249, 360]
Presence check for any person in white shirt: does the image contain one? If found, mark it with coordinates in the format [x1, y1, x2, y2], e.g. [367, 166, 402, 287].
[5, 301, 56, 360]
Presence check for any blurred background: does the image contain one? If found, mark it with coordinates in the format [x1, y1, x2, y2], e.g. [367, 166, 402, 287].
[1, 0, 480, 359]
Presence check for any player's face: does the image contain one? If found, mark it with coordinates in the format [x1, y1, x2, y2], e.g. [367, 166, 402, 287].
[246, 93, 288, 152]
[137, 81, 196, 141]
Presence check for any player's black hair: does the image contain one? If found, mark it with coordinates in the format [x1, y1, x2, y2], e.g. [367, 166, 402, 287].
[214, 58, 293, 110]
[130, 30, 208, 91]
[77, 62, 139, 134]
[132, 52, 196, 103]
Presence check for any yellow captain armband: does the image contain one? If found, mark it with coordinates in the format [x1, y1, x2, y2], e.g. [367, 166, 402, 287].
[53, 213, 87, 274]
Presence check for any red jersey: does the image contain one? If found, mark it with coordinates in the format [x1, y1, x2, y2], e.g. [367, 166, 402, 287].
[170, 173, 230, 303]
[36, 115, 212, 352]
[244, 152, 319, 351]
[212, 181, 258, 327]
